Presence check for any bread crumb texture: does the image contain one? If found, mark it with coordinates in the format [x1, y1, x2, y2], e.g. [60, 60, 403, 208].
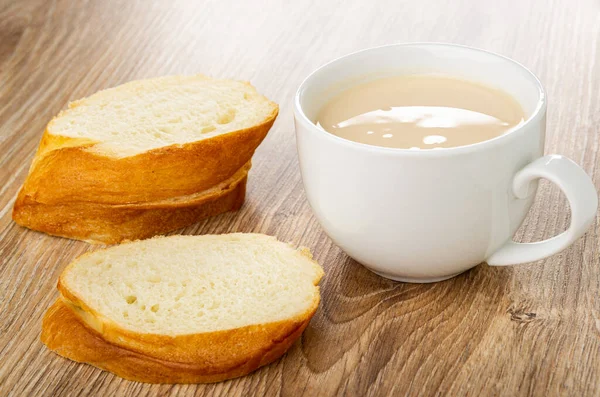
[48, 75, 277, 157]
[61, 234, 323, 335]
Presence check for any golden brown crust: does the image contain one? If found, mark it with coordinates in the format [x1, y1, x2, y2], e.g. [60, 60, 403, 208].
[41, 299, 314, 383]
[17, 110, 276, 206]
[56, 285, 320, 364]
[13, 163, 250, 244]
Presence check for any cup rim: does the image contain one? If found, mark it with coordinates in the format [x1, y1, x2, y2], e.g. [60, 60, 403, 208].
[293, 42, 547, 156]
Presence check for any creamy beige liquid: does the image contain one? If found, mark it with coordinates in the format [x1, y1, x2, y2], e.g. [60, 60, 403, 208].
[315, 75, 525, 149]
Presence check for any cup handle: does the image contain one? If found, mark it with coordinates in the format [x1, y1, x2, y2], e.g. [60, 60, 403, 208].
[486, 155, 598, 266]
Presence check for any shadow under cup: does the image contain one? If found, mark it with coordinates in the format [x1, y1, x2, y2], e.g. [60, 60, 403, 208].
[294, 43, 548, 283]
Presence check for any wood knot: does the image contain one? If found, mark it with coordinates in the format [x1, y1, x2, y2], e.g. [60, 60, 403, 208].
[0, 16, 28, 65]
[507, 308, 537, 323]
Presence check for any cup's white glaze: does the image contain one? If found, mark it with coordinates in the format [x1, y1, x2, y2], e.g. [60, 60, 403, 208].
[294, 43, 598, 283]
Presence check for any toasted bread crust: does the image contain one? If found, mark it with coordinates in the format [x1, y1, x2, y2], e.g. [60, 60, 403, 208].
[16, 108, 276, 206]
[13, 163, 250, 244]
[41, 299, 314, 383]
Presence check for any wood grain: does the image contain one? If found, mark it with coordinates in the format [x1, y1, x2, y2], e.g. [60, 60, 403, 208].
[1, 0, 599, 395]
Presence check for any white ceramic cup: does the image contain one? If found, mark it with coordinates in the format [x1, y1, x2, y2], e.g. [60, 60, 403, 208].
[294, 43, 598, 283]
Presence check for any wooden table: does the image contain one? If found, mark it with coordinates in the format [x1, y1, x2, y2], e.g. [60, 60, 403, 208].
[1, 0, 599, 395]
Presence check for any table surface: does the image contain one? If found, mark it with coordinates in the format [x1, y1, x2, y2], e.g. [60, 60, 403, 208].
[1, 0, 600, 395]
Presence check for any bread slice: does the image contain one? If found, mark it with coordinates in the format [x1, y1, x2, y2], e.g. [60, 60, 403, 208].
[14, 75, 278, 206]
[41, 234, 324, 383]
[13, 162, 250, 244]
